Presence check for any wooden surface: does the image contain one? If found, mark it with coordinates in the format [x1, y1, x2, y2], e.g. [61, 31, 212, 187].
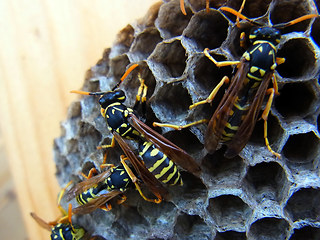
[0, 0, 159, 239]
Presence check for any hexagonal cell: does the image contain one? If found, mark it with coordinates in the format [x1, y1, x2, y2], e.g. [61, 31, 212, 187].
[311, 17, 320, 47]
[244, 162, 289, 202]
[149, 40, 187, 78]
[276, 38, 316, 79]
[174, 213, 212, 240]
[183, 10, 229, 50]
[164, 128, 203, 155]
[275, 82, 317, 118]
[248, 217, 290, 240]
[157, 0, 193, 38]
[214, 230, 246, 240]
[208, 195, 252, 231]
[193, 52, 233, 95]
[130, 28, 162, 60]
[119, 62, 157, 109]
[152, 83, 192, 121]
[285, 187, 320, 222]
[270, 0, 314, 34]
[283, 132, 320, 166]
[249, 113, 284, 149]
[170, 171, 207, 201]
[289, 226, 320, 240]
[109, 54, 131, 80]
[225, 0, 272, 20]
[201, 149, 246, 185]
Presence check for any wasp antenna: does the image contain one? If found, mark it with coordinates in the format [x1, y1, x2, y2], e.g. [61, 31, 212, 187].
[180, 0, 187, 15]
[273, 14, 319, 29]
[112, 63, 140, 91]
[206, 0, 210, 13]
[70, 90, 106, 96]
[220, 7, 261, 26]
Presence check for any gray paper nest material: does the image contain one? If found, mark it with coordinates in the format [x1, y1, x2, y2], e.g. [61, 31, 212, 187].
[54, 0, 320, 239]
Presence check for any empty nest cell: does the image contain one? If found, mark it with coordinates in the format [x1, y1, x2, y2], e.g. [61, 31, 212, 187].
[173, 213, 212, 240]
[289, 226, 320, 240]
[244, 162, 289, 202]
[276, 38, 316, 79]
[149, 39, 187, 78]
[152, 82, 192, 121]
[247, 217, 290, 240]
[283, 131, 320, 166]
[274, 81, 317, 118]
[214, 230, 246, 240]
[208, 195, 252, 231]
[157, 0, 193, 38]
[270, 0, 314, 34]
[183, 9, 229, 50]
[225, 0, 271, 20]
[285, 187, 320, 223]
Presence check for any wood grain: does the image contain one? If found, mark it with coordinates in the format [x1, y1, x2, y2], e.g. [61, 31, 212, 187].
[0, 0, 159, 239]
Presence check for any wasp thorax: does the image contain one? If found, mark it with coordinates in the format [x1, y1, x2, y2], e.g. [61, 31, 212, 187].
[98, 90, 126, 108]
[249, 27, 281, 46]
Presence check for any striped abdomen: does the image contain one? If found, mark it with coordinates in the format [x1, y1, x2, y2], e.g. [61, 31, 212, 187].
[138, 141, 182, 186]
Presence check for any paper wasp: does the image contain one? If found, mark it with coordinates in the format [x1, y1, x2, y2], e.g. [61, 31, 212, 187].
[66, 150, 169, 215]
[155, 0, 318, 158]
[30, 182, 92, 240]
[71, 64, 200, 204]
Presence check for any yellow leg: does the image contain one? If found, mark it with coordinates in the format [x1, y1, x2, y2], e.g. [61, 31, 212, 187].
[97, 136, 116, 149]
[153, 119, 208, 131]
[236, 0, 247, 27]
[271, 74, 279, 96]
[204, 48, 240, 67]
[190, 76, 230, 109]
[99, 203, 112, 212]
[262, 88, 281, 158]
[117, 194, 127, 205]
[206, 0, 210, 12]
[120, 156, 162, 203]
[133, 72, 148, 114]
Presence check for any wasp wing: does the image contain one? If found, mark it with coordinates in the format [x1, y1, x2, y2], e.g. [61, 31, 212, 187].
[30, 212, 53, 231]
[114, 132, 168, 200]
[205, 60, 249, 153]
[72, 190, 122, 215]
[225, 71, 273, 158]
[128, 114, 200, 175]
[66, 170, 112, 201]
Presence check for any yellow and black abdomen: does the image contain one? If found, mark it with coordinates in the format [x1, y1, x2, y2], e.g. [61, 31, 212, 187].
[51, 223, 85, 240]
[138, 141, 182, 186]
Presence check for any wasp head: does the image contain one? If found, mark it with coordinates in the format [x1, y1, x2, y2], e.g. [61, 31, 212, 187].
[98, 90, 126, 109]
[249, 27, 281, 46]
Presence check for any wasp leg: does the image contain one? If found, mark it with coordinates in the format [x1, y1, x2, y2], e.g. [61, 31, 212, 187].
[133, 72, 148, 118]
[97, 135, 116, 149]
[153, 119, 208, 130]
[271, 74, 279, 96]
[117, 194, 127, 205]
[204, 48, 240, 67]
[120, 155, 162, 203]
[262, 88, 281, 158]
[190, 76, 230, 109]
[236, 0, 247, 27]
[99, 203, 112, 212]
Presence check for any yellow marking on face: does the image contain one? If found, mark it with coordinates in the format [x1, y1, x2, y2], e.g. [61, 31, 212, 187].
[258, 46, 263, 52]
[123, 178, 129, 182]
[59, 229, 65, 240]
[162, 165, 178, 184]
[249, 34, 255, 39]
[154, 160, 173, 179]
[112, 109, 115, 114]
[118, 96, 125, 100]
[148, 155, 167, 172]
[120, 170, 125, 175]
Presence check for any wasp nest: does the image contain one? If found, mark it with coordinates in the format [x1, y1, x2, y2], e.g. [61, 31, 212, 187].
[54, 0, 320, 239]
